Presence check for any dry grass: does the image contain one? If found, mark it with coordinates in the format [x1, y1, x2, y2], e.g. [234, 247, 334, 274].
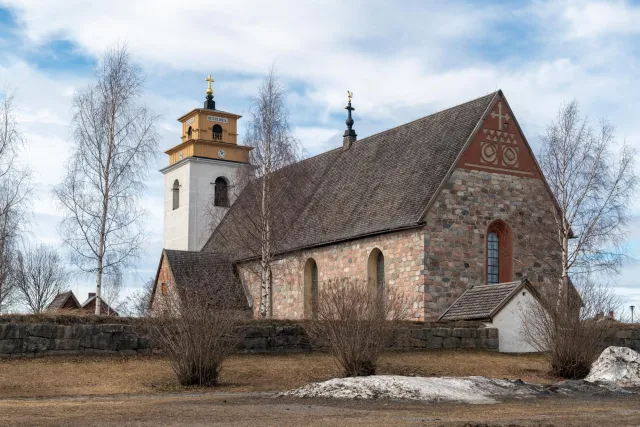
[0, 350, 557, 399]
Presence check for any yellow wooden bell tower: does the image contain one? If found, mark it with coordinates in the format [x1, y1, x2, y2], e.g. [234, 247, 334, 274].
[165, 74, 252, 165]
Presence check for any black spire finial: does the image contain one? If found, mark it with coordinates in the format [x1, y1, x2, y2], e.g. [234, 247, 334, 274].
[343, 90, 357, 150]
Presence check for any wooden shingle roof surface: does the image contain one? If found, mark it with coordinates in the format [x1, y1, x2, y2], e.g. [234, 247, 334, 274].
[163, 249, 250, 310]
[438, 280, 527, 321]
[204, 91, 498, 259]
[47, 291, 80, 311]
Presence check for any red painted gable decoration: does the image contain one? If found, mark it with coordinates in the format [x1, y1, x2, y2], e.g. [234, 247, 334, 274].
[457, 96, 540, 179]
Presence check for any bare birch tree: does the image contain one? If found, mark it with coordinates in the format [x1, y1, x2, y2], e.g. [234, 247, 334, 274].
[0, 90, 31, 313]
[209, 66, 304, 318]
[101, 267, 123, 315]
[54, 44, 158, 315]
[14, 243, 68, 314]
[537, 100, 636, 306]
[518, 101, 637, 378]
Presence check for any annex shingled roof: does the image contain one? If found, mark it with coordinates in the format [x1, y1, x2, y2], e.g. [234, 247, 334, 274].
[204, 91, 498, 259]
[438, 280, 532, 321]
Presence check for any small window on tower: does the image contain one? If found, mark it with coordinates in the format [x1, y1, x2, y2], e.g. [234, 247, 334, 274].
[172, 180, 180, 210]
[161, 282, 167, 296]
[187, 126, 193, 140]
[212, 124, 222, 140]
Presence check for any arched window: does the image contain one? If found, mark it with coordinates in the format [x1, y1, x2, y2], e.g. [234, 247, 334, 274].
[212, 124, 222, 140]
[304, 258, 318, 318]
[187, 126, 192, 140]
[172, 179, 180, 210]
[367, 248, 385, 290]
[486, 220, 513, 284]
[487, 232, 499, 284]
[214, 177, 229, 207]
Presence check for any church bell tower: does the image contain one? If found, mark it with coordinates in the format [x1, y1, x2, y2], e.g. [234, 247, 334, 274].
[161, 75, 252, 251]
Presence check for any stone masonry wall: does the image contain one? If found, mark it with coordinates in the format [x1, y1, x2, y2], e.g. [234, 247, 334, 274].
[422, 168, 561, 318]
[239, 228, 426, 320]
[0, 323, 152, 357]
[2, 320, 638, 356]
[241, 167, 561, 321]
[0, 321, 501, 356]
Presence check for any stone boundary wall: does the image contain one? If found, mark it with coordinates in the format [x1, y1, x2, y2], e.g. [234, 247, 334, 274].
[0, 321, 500, 357]
[0, 323, 151, 357]
[608, 329, 640, 351]
[2, 319, 638, 357]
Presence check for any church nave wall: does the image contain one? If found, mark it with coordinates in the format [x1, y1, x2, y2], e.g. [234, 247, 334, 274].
[238, 228, 427, 320]
[422, 168, 561, 319]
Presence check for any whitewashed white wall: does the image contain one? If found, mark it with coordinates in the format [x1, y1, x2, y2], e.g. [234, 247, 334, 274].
[491, 289, 543, 353]
[162, 157, 245, 251]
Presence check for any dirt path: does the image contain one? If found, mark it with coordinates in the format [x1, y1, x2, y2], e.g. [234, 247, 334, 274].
[1, 392, 639, 427]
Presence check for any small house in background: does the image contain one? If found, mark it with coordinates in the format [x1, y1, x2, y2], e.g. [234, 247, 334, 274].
[438, 279, 545, 353]
[47, 291, 82, 311]
[81, 293, 119, 317]
[47, 291, 119, 316]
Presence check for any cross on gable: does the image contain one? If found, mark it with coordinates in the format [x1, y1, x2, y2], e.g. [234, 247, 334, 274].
[490, 101, 510, 131]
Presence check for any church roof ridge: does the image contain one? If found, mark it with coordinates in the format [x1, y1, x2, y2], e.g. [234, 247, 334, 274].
[350, 90, 500, 148]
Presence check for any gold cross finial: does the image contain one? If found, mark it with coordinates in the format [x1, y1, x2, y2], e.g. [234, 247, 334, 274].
[205, 74, 214, 95]
[347, 90, 353, 103]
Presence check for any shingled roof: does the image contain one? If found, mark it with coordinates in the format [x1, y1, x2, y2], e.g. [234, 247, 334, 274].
[438, 280, 535, 321]
[47, 291, 81, 311]
[160, 249, 251, 310]
[204, 91, 499, 259]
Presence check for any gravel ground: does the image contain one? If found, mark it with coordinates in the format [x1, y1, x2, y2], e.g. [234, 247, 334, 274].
[1, 392, 640, 427]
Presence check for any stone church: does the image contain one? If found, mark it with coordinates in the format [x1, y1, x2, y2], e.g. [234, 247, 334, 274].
[149, 77, 560, 322]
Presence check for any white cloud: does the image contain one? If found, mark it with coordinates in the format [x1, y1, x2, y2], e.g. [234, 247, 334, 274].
[563, 1, 640, 39]
[2, 0, 640, 303]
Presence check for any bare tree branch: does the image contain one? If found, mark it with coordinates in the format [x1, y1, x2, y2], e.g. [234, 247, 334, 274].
[207, 65, 306, 318]
[54, 44, 159, 315]
[14, 243, 68, 314]
[0, 89, 32, 313]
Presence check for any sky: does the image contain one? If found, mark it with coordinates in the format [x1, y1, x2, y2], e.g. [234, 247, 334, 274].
[0, 0, 639, 315]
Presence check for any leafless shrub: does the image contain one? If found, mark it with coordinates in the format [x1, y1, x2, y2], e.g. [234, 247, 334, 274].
[149, 259, 249, 386]
[521, 277, 619, 379]
[304, 278, 408, 377]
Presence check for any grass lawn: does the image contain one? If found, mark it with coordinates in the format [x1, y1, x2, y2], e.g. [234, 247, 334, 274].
[0, 349, 557, 398]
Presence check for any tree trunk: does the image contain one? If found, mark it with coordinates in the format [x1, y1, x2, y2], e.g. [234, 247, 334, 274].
[260, 170, 270, 318]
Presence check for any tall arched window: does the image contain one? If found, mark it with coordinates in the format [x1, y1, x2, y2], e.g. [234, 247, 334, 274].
[172, 179, 180, 210]
[187, 126, 192, 140]
[214, 177, 229, 207]
[212, 124, 222, 140]
[487, 232, 499, 284]
[304, 258, 318, 318]
[486, 220, 513, 284]
[367, 248, 385, 290]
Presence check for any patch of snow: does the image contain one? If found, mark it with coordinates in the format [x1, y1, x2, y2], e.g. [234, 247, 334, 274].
[586, 346, 640, 387]
[281, 375, 540, 404]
